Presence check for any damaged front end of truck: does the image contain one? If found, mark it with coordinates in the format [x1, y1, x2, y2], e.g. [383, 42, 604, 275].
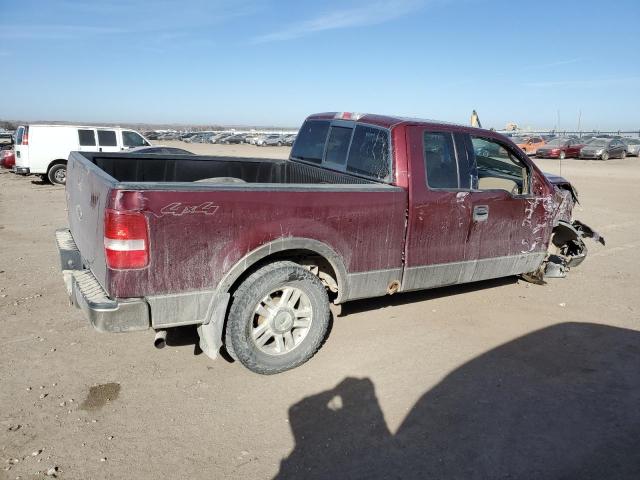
[525, 173, 605, 283]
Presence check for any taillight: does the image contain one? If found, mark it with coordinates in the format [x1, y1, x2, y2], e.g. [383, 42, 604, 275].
[22, 127, 29, 146]
[104, 209, 149, 269]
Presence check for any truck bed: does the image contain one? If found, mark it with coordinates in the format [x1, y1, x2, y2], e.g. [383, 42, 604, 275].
[66, 151, 407, 309]
[84, 152, 375, 185]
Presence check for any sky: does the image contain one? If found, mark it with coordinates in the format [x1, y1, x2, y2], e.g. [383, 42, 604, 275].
[1, 0, 639, 130]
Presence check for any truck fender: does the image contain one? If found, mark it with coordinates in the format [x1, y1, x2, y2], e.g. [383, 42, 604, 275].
[217, 237, 350, 303]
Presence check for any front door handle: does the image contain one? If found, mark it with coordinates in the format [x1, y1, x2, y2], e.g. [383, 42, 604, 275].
[473, 205, 489, 222]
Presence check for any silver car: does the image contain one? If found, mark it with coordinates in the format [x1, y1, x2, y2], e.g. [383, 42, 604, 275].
[622, 138, 640, 156]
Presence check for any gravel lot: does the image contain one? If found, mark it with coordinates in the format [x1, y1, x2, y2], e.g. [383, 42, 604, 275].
[1, 144, 639, 479]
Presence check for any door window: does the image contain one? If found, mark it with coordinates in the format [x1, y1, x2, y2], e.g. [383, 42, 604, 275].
[424, 132, 459, 189]
[97, 130, 117, 147]
[78, 129, 96, 146]
[471, 137, 530, 195]
[123, 131, 148, 148]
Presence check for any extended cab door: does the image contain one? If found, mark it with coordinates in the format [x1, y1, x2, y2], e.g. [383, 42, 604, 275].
[402, 126, 477, 291]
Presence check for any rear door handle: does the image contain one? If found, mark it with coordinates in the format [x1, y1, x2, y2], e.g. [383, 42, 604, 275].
[473, 205, 489, 222]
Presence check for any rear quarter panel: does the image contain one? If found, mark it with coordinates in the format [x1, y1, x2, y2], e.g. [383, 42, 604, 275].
[66, 152, 117, 290]
[106, 186, 407, 298]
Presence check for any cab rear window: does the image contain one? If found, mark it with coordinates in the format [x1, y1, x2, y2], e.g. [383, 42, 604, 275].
[291, 119, 392, 182]
[291, 120, 329, 164]
[347, 125, 390, 180]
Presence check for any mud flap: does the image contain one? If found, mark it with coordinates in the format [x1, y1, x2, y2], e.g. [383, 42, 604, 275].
[196, 293, 230, 360]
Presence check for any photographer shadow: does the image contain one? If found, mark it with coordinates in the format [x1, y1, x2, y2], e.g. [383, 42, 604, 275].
[276, 322, 640, 479]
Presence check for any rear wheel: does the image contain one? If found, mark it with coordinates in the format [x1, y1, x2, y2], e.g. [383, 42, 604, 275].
[47, 163, 67, 185]
[226, 261, 330, 374]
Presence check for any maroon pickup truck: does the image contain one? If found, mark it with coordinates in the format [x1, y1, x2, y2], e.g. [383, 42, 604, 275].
[56, 112, 603, 374]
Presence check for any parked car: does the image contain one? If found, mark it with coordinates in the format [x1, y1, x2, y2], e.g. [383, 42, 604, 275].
[184, 133, 214, 143]
[13, 125, 150, 184]
[0, 149, 15, 169]
[258, 134, 287, 146]
[180, 132, 198, 141]
[536, 137, 585, 159]
[143, 131, 159, 140]
[0, 132, 14, 149]
[515, 136, 546, 155]
[56, 112, 603, 375]
[157, 132, 180, 141]
[283, 134, 297, 146]
[622, 138, 640, 156]
[245, 134, 263, 145]
[219, 134, 245, 144]
[128, 146, 194, 155]
[579, 138, 627, 160]
[210, 133, 234, 144]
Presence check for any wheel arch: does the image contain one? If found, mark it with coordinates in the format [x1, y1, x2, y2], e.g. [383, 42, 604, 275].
[218, 238, 350, 304]
[47, 158, 67, 173]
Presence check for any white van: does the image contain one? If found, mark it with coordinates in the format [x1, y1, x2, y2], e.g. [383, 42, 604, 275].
[13, 125, 150, 184]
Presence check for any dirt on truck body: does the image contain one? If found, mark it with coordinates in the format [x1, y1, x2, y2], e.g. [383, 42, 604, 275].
[56, 112, 604, 374]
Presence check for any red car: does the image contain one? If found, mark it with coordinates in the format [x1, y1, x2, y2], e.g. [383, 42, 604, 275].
[0, 149, 15, 169]
[536, 138, 585, 159]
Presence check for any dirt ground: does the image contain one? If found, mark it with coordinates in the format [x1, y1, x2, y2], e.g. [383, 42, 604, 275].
[1, 143, 639, 479]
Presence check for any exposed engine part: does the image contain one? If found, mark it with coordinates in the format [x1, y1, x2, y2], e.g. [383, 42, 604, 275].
[544, 255, 568, 279]
[522, 220, 605, 284]
[545, 220, 605, 277]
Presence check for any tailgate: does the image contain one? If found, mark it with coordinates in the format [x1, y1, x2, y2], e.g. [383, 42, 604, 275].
[66, 152, 116, 294]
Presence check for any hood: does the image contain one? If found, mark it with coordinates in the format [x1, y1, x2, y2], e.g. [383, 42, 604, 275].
[544, 172, 579, 203]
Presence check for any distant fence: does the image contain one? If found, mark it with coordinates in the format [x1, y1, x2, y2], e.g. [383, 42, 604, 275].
[497, 130, 640, 139]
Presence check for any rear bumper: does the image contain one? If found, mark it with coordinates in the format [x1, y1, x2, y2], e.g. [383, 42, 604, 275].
[12, 165, 30, 174]
[56, 229, 150, 333]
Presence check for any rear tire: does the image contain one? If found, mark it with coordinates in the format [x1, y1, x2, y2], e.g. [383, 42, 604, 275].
[47, 163, 67, 185]
[226, 261, 330, 375]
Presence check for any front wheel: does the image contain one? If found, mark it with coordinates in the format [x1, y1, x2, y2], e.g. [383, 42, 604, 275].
[226, 261, 330, 374]
[559, 151, 566, 160]
[47, 163, 67, 185]
[621, 150, 626, 159]
[601, 152, 609, 161]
